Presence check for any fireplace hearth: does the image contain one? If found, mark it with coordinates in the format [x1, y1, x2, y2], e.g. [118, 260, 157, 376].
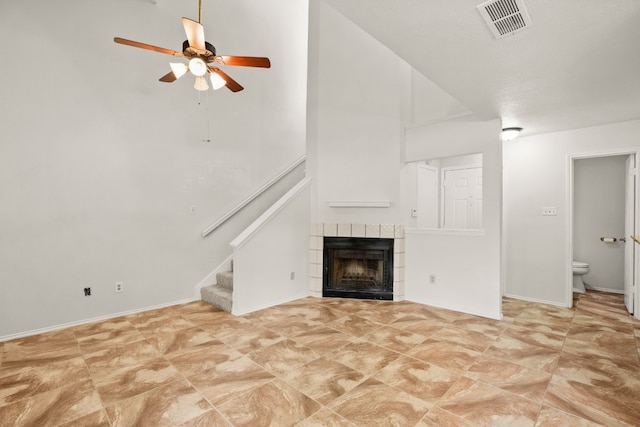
[323, 237, 394, 300]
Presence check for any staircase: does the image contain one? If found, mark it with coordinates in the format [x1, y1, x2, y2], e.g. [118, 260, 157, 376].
[201, 267, 233, 313]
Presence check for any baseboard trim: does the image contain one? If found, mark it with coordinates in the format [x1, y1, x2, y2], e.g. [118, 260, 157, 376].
[503, 293, 570, 308]
[231, 292, 310, 316]
[0, 298, 196, 343]
[585, 286, 624, 294]
[405, 298, 502, 321]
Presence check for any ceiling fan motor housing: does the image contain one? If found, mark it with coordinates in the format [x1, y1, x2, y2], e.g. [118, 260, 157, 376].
[182, 40, 216, 60]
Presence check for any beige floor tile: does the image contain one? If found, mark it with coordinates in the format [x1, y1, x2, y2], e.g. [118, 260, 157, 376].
[104, 379, 212, 427]
[328, 377, 430, 427]
[330, 340, 401, 375]
[326, 314, 385, 337]
[165, 340, 243, 377]
[407, 339, 482, 373]
[1, 290, 637, 427]
[93, 357, 182, 405]
[2, 329, 80, 365]
[291, 325, 355, 355]
[248, 338, 319, 376]
[428, 325, 497, 352]
[437, 376, 541, 426]
[501, 325, 566, 351]
[177, 408, 234, 427]
[562, 332, 639, 367]
[262, 317, 325, 338]
[296, 407, 356, 426]
[363, 325, 427, 353]
[0, 356, 91, 406]
[483, 335, 560, 373]
[83, 339, 161, 376]
[216, 324, 285, 354]
[451, 314, 508, 337]
[545, 374, 640, 426]
[76, 327, 147, 353]
[281, 356, 366, 405]
[0, 379, 102, 427]
[534, 405, 606, 427]
[374, 355, 460, 405]
[188, 355, 274, 406]
[466, 355, 552, 402]
[217, 379, 321, 427]
[416, 406, 478, 427]
[57, 409, 112, 427]
[129, 313, 196, 334]
[144, 325, 216, 355]
[389, 314, 445, 337]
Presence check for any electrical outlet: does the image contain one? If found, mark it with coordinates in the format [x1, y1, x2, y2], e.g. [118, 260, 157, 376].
[115, 282, 123, 293]
[189, 205, 197, 215]
[429, 274, 436, 284]
[84, 287, 91, 296]
[542, 207, 557, 216]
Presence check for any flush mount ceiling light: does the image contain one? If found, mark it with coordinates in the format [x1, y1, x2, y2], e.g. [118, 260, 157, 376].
[502, 127, 523, 141]
[113, 0, 271, 93]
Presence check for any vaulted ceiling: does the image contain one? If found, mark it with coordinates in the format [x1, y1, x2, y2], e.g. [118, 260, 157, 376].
[325, 0, 640, 137]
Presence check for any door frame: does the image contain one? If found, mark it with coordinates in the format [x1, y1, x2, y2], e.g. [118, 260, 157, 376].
[567, 148, 640, 318]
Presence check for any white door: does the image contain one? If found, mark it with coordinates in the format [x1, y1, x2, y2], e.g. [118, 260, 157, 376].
[442, 167, 482, 229]
[417, 164, 438, 228]
[624, 154, 636, 314]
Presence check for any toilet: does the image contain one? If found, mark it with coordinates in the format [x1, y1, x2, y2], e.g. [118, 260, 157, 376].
[572, 261, 589, 293]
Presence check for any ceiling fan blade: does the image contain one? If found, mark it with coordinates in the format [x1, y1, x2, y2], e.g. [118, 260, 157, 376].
[159, 71, 177, 83]
[114, 37, 183, 57]
[213, 56, 271, 68]
[182, 17, 206, 51]
[211, 67, 244, 92]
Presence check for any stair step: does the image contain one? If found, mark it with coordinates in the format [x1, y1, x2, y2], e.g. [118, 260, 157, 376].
[216, 271, 234, 290]
[201, 284, 232, 313]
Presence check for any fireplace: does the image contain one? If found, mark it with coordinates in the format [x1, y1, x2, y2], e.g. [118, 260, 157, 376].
[323, 237, 394, 300]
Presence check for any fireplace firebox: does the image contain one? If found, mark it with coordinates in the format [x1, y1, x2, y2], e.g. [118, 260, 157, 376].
[323, 237, 393, 300]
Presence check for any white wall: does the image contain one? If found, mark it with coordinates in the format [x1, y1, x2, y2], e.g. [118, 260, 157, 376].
[574, 156, 626, 292]
[504, 120, 640, 306]
[307, 1, 405, 225]
[307, 1, 501, 319]
[231, 179, 311, 315]
[0, 0, 309, 339]
[404, 118, 503, 320]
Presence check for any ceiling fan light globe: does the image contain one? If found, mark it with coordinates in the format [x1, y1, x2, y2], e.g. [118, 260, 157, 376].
[194, 75, 209, 91]
[210, 72, 226, 90]
[169, 62, 188, 79]
[188, 58, 207, 77]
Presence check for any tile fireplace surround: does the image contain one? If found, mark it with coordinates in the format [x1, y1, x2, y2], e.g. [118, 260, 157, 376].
[309, 223, 405, 300]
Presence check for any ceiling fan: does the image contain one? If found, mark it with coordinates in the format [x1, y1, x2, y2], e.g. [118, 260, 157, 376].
[113, 0, 270, 93]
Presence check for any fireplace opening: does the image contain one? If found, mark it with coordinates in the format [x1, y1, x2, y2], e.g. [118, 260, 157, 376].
[323, 237, 393, 300]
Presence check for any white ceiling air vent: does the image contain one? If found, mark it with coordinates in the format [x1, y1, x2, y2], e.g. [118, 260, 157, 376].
[477, 0, 532, 39]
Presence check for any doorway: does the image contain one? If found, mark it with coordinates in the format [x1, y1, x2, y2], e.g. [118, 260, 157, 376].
[569, 151, 638, 314]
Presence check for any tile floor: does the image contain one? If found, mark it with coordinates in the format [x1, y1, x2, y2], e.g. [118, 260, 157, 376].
[1, 291, 639, 426]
